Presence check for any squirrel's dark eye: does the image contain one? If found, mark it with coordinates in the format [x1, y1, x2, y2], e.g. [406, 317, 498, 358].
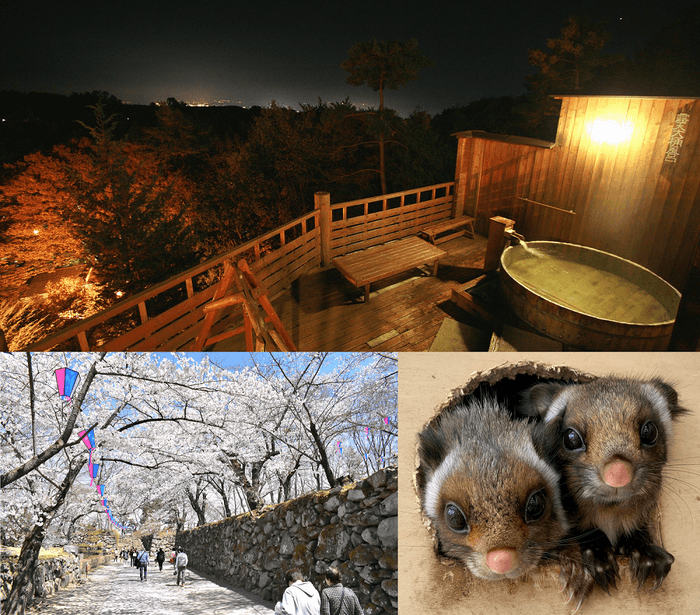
[444, 502, 469, 533]
[563, 428, 585, 451]
[525, 490, 547, 523]
[640, 421, 658, 445]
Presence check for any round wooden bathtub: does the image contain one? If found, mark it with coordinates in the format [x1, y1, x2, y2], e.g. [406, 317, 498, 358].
[500, 241, 681, 350]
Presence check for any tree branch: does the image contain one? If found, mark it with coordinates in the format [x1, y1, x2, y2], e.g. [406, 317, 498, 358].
[1, 353, 106, 488]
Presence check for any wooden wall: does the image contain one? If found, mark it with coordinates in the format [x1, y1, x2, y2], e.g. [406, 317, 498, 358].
[454, 96, 700, 291]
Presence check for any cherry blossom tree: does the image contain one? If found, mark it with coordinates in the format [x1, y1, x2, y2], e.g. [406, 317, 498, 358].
[0, 351, 397, 615]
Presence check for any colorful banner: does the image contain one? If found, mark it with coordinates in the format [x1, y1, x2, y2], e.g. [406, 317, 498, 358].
[78, 429, 95, 449]
[54, 368, 80, 402]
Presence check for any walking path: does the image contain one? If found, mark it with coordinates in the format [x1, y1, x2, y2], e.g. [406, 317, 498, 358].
[28, 561, 276, 615]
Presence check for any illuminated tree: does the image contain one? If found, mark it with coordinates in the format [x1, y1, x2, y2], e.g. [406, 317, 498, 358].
[342, 39, 433, 193]
[65, 101, 197, 293]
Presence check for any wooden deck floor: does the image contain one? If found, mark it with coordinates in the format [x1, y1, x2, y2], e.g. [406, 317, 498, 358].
[212, 234, 489, 352]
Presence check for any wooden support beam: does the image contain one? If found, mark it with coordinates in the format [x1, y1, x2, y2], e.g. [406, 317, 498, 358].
[315, 191, 332, 267]
[484, 216, 515, 271]
[191, 260, 237, 351]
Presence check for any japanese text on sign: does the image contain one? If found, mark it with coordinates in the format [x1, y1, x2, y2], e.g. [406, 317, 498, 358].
[664, 112, 691, 163]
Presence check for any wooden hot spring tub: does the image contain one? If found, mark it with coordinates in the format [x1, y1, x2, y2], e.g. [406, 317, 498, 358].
[500, 241, 681, 350]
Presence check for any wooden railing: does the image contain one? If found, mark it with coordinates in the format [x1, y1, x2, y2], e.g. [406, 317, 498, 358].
[328, 182, 455, 257]
[27, 183, 455, 351]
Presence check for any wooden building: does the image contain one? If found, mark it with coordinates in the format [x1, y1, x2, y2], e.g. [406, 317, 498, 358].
[453, 95, 700, 293]
[22, 95, 700, 351]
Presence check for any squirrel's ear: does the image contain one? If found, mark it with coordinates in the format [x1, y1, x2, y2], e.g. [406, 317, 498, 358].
[417, 418, 450, 475]
[519, 383, 569, 422]
[646, 379, 690, 421]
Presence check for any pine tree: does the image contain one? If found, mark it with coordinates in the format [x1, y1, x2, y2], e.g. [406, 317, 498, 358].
[341, 39, 432, 194]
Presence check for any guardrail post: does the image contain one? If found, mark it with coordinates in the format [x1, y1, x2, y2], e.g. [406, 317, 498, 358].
[315, 191, 332, 267]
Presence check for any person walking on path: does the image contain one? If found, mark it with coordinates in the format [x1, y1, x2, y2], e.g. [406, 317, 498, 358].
[156, 548, 165, 571]
[175, 547, 188, 586]
[319, 567, 362, 615]
[137, 549, 150, 582]
[274, 569, 320, 615]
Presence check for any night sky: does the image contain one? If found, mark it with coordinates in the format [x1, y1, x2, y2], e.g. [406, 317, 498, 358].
[1, 0, 685, 116]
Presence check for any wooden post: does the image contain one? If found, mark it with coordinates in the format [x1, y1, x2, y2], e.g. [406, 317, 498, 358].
[484, 216, 515, 271]
[453, 135, 468, 219]
[315, 191, 331, 267]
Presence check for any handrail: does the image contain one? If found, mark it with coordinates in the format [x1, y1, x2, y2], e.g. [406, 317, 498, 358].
[329, 182, 455, 211]
[25, 183, 455, 351]
[26, 210, 318, 350]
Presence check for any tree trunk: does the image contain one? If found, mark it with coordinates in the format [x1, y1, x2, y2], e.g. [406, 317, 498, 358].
[2, 460, 85, 615]
[186, 483, 208, 527]
[224, 448, 280, 511]
[207, 477, 232, 518]
[379, 133, 387, 195]
[307, 418, 336, 488]
[378, 85, 388, 194]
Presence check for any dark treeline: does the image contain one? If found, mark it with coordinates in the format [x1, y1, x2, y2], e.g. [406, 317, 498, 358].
[1, 8, 698, 349]
[0, 91, 262, 170]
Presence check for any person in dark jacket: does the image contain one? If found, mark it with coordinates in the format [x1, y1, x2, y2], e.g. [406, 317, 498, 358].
[320, 567, 362, 615]
[156, 548, 165, 571]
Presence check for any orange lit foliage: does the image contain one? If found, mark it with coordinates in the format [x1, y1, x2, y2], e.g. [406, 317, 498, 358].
[1, 99, 200, 302]
[1, 146, 84, 284]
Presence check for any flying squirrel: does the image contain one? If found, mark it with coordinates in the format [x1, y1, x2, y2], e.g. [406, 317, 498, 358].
[416, 397, 570, 582]
[520, 376, 689, 599]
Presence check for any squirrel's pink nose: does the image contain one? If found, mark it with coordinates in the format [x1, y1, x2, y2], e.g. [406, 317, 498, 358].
[603, 460, 633, 487]
[486, 548, 518, 574]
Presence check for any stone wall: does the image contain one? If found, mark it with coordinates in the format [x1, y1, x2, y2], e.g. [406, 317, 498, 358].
[70, 527, 119, 555]
[0, 550, 114, 610]
[176, 467, 398, 615]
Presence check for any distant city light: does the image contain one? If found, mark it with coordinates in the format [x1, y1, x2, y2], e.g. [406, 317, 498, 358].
[115, 291, 124, 298]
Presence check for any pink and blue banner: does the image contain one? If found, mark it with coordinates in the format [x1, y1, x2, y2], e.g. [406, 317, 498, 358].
[78, 429, 95, 449]
[54, 368, 80, 402]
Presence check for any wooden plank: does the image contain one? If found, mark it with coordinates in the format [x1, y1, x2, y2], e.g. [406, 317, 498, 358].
[585, 97, 631, 253]
[570, 97, 603, 244]
[420, 216, 475, 243]
[558, 97, 590, 241]
[650, 100, 700, 278]
[237, 260, 296, 351]
[450, 289, 496, 324]
[191, 260, 237, 351]
[332, 237, 446, 289]
[331, 196, 453, 237]
[633, 99, 678, 269]
[100, 285, 217, 350]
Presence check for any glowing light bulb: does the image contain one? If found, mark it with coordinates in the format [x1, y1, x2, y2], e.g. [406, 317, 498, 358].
[589, 119, 634, 144]
[115, 291, 124, 298]
[33, 229, 39, 235]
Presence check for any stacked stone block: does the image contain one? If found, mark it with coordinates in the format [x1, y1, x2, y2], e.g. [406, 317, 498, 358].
[177, 467, 398, 615]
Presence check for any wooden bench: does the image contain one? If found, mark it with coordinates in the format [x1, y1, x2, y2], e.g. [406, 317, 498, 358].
[419, 216, 476, 244]
[332, 236, 447, 303]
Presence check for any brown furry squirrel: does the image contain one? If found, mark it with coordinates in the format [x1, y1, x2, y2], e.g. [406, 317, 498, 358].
[520, 377, 688, 598]
[416, 397, 570, 581]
